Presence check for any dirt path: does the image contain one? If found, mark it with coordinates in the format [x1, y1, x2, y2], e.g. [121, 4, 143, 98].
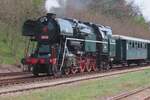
[0, 64, 22, 73]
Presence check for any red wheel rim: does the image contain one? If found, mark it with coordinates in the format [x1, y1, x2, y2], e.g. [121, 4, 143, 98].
[92, 61, 97, 71]
[64, 68, 70, 75]
[71, 67, 78, 74]
[86, 66, 92, 72]
[80, 62, 86, 73]
[86, 62, 92, 72]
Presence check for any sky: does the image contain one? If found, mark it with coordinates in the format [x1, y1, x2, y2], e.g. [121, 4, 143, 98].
[126, 0, 150, 22]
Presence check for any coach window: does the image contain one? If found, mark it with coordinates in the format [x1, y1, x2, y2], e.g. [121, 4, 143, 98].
[136, 42, 138, 48]
[127, 41, 129, 48]
[145, 43, 147, 48]
[135, 42, 137, 48]
[132, 42, 135, 48]
[138, 42, 140, 48]
[129, 41, 132, 48]
[144, 43, 146, 48]
[142, 43, 145, 48]
[143, 43, 145, 48]
[140, 43, 142, 48]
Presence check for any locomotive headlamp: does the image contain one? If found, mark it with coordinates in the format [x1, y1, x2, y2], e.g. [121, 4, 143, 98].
[41, 35, 49, 40]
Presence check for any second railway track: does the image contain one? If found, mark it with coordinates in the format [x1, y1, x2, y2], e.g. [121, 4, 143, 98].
[110, 86, 150, 100]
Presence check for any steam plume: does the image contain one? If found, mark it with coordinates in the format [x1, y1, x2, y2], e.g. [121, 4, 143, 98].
[45, 0, 60, 13]
[44, 0, 92, 16]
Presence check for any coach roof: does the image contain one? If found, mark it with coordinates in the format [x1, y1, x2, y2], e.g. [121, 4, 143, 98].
[113, 35, 150, 43]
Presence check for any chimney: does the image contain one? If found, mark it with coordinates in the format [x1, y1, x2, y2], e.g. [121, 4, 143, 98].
[46, 13, 56, 19]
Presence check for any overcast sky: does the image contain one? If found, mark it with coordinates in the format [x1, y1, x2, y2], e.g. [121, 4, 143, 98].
[126, 0, 150, 22]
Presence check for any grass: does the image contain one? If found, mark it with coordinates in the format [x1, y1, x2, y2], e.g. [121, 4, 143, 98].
[1, 69, 150, 100]
[0, 22, 25, 64]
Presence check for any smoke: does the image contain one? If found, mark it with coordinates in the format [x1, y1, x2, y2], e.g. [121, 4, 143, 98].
[126, 0, 150, 22]
[45, 0, 61, 13]
[66, 0, 92, 10]
[45, 0, 92, 16]
[45, 0, 150, 22]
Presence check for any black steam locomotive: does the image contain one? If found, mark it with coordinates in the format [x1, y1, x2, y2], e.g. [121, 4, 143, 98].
[22, 13, 150, 76]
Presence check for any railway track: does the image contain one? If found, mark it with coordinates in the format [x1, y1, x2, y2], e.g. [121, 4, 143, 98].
[0, 72, 32, 81]
[0, 65, 144, 87]
[0, 76, 49, 87]
[110, 86, 150, 100]
[0, 66, 150, 95]
[0, 72, 30, 77]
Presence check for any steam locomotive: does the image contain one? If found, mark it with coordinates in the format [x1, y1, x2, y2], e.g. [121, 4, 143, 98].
[22, 13, 150, 76]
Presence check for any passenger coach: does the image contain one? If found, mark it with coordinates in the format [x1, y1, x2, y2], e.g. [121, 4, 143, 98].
[113, 35, 150, 66]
